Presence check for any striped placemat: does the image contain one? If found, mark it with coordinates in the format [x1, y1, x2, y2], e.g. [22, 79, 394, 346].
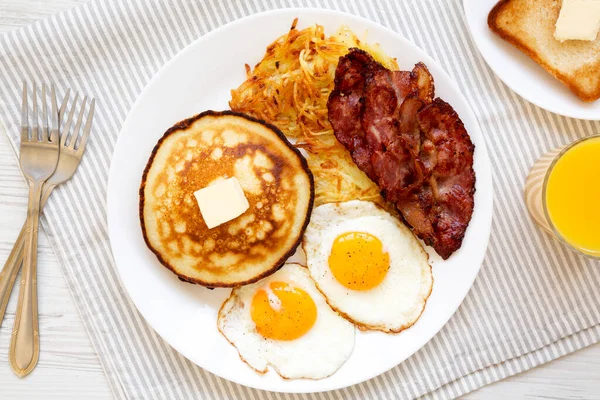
[1, 0, 599, 398]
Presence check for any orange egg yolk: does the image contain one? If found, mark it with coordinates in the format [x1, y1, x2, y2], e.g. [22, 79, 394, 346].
[250, 282, 317, 341]
[328, 232, 390, 290]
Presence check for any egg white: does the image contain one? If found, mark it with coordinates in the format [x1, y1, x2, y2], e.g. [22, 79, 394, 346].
[217, 263, 355, 380]
[303, 200, 433, 333]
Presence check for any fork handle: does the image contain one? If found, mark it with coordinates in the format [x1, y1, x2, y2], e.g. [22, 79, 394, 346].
[9, 181, 44, 377]
[0, 226, 26, 328]
[0, 185, 54, 330]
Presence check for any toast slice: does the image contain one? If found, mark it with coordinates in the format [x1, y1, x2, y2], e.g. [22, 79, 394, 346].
[489, 0, 600, 102]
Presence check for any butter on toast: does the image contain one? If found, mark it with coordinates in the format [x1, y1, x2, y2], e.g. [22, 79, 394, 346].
[489, 0, 600, 102]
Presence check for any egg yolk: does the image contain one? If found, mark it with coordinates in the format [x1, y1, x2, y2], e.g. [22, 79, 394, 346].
[250, 282, 317, 341]
[328, 232, 390, 290]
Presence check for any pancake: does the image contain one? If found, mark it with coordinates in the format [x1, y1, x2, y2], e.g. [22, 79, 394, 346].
[140, 110, 314, 287]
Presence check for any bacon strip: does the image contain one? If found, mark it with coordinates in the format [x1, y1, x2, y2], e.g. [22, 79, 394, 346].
[327, 49, 475, 259]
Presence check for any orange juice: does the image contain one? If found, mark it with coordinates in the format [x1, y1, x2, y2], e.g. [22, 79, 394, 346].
[545, 136, 600, 257]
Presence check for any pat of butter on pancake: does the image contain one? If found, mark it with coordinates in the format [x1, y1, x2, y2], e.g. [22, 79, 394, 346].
[555, 0, 600, 42]
[194, 177, 249, 229]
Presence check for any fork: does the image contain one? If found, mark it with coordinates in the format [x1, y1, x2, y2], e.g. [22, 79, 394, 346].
[0, 92, 70, 329]
[7, 83, 61, 377]
[1, 87, 94, 377]
[0, 88, 96, 333]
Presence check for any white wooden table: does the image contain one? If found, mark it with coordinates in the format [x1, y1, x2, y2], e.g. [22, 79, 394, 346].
[0, 1, 599, 399]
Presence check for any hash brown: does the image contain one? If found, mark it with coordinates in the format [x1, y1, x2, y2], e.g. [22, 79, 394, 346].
[230, 20, 399, 214]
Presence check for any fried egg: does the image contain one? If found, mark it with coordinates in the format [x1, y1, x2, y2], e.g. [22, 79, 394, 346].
[303, 200, 433, 333]
[217, 263, 355, 379]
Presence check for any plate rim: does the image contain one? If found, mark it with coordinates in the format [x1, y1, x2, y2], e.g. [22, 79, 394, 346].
[107, 7, 494, 393]
[462, 0, 600, 121]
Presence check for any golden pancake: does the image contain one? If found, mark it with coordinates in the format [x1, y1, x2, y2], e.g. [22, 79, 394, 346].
[140, 111, 314, 287]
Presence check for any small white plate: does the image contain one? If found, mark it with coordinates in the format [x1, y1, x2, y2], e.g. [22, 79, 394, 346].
[464, 0, 600, 120]
[107, 8, 493, 393]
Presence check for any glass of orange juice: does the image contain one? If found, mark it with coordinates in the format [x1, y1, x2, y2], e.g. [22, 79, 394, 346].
[543, 134, 600, 258]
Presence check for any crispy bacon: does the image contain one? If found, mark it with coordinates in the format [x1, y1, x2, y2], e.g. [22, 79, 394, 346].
[327, 49, 475, 259]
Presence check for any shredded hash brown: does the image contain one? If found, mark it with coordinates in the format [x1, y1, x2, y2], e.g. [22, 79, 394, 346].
[230, 19, 398, 211]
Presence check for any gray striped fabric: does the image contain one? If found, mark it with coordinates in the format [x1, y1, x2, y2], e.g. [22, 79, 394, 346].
[0, 0, 599, 398]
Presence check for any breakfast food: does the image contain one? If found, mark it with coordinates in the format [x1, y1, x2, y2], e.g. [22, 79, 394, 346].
[232, 21, 475, 259]
[554, 0, 600, 42]
[230, 20, 399, 214]
[328, 49, 476, 259]
[489, 0, 600, 102]
[193, 177, 249, 229]
[217, 263, 355, 379]
[140, 111, 314, 287]
[303, 201, 433, 333]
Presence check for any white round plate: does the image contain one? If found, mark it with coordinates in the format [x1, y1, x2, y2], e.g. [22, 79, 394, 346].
[107, 8, 493, 393]
[464, 0, 600, 120]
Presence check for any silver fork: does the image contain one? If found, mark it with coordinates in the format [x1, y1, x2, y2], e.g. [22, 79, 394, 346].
[0, 88, 96, 335]
[8, 83, 61, 377]
[2, 87, 95, 377]
[0, 92, 71, 329]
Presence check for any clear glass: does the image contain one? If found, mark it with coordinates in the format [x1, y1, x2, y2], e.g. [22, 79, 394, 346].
[542, 134, 600, 259]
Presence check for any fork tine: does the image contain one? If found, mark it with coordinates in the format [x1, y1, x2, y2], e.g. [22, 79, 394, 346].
[76, 98, 95, 156]
[50, 85, 59, 143]
[32, 82, 38, 141]
[41, 84, 49, 141]
[62, 91, 79, 147]
[59, 88, 70, 123]
[68, 96, 87, 149]
[21, 82, 28, 142]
